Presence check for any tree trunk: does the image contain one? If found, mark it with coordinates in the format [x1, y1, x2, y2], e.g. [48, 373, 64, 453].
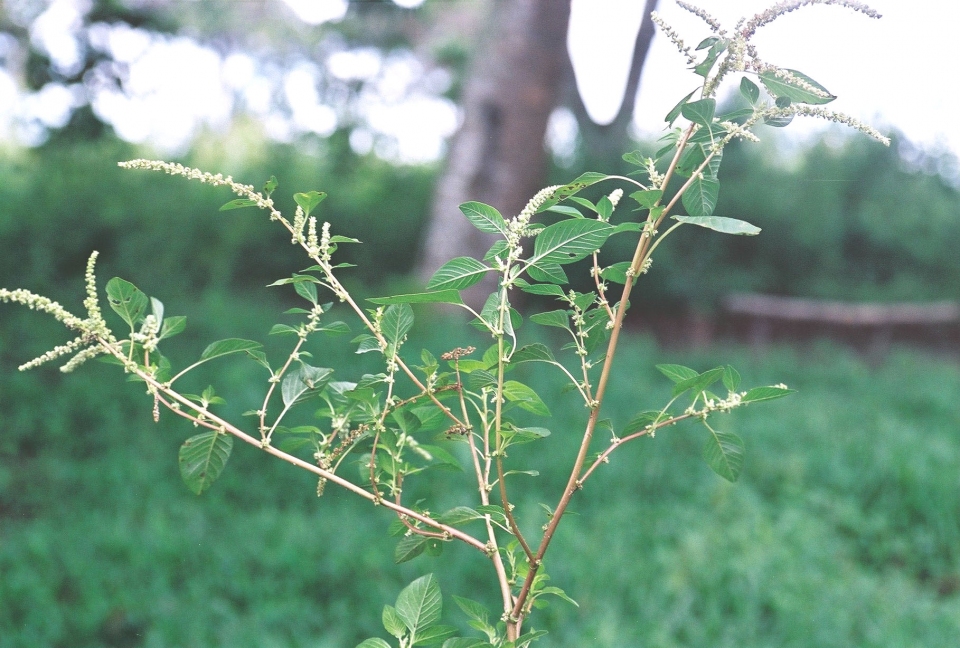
[567, 0, 659, 172]
[417, 0, 571, 304]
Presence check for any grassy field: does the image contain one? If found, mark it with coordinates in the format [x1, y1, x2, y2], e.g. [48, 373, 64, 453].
[1, 300, 959, 647]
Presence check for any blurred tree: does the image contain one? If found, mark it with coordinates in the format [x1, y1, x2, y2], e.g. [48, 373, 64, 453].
[418, 0, 659, 303]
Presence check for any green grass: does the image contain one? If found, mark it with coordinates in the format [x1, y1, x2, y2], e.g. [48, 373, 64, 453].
[1, 304, 959, 646]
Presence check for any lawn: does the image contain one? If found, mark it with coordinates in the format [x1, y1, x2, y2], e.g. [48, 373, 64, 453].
[1, 304, 958, 647]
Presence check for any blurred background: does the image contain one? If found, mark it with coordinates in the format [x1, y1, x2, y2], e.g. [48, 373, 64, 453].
[0, 0, 958, 646]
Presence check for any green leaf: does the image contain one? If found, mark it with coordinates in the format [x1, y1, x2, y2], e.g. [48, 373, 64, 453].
[368, 291, 464, 306]
[526, 262, 568, 285]
[269, 323, 299, 336]
[502, 426, 551, 445]
[262, 175, 278, 197]
[219, 198, 258, 211]
[105, 277, 148, 328]
[764, 112, 794, 128]
[629, 189, 663, 209]
[453, 596, 489, 625]
[702, 429, 745, 482]
[383, 605, 407, 639]
[656, 363, 698, 383]
[413, 625, 459, 646]
[529, 310, 569, 329]
[535, 172, 610, 212]
[443, 638, 491, 648]
[545, 204, 583, 218]
[519, 283, 566, 297]
[529, 219, 612, 267]
[460, 201, 508, 235]
[759, 68, 835, 105]
[294, 279, 318, 304]
[158, 315, 186, 340]
[722, 365, 741, 392]
[681, 98, 716, 127]
[600, 261, 632, 284]
[740, 76, 760, 104]
[200, 338, 264, 362]
[672, 215, 761, 235]
[510, 343, 555, 364]
[356, 639, 392, 648]
[178, 431, 233, 495]
[293, 191, 327, 216]
[622, 411, 669, 435]
[395, 535, 427, 564]
[502, 381, 550, 416]
[742, 386, 795, 403]
[439, 507, 483, 526]
[282, 365, 333, 407]
[396, 574, 442, 635]
[382, 303, 414, 348]
[680, 175, 720, 217]
[673, 366, 725, 397]
[665, 88, 697, 125]
[693, 38, 727, 77]
[427, 257, 490, 291]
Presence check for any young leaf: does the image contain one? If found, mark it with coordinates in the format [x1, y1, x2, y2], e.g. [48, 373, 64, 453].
[396, 574, 442, 635]
[672, 366, 725, 397]
[293, 191, 327, 216]
[680, 175, 720, 217]
[672, 215, 761, 235]
[740, 76, 760, 104]
[722, 365, 741, 392]
[106, 277, 148, 328]
[262, 175, 278, 197]
[427, 257, 491, 291]
[219, 198, 258, 211]
[178, 431, 233, 495]
[681, 98, 716, 127]
[382, 605, 407, 639]
[759, 68, 835, 105]
[460, 201, 508, 235]
[702, 429, 745, 482]
[158, 315, 186, 340]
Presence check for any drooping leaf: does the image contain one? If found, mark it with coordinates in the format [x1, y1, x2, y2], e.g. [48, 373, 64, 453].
[105, 277, 148, 328]
[200, 338, 263, 362]
[460, 201, 508, 235]
[394, 535, 427, 564]
[502, 381, 550, 416]
[656, 363, 698, 383]
[742, 386, 795, 403]
[702, 429, 745, 482]
[427, 257, 491, 291]
[396, 574, 442, 635]
[681, 98, 716, 127]
[680, 175, 720, 216]
[368, 291, 464, 306]
[529, 310, 569, 329]
[219, 198, 258, 211]
[293, 191, 327, 216]
[673, 215, 761, 235]
[759, 68, 835, 105]
[519, 283, 566, 297]
[665, 88, 698, 125]
[178, 431, 233, 495]
[740, 76, 760, 104]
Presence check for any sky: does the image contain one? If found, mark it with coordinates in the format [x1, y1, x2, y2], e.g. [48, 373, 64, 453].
[1, 0, 957, 168]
